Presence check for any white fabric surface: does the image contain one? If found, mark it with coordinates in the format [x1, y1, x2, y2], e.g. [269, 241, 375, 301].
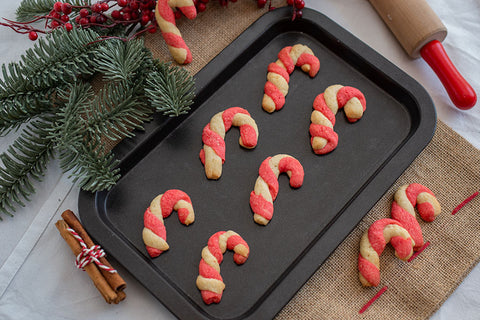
[0, 0, 479, 319]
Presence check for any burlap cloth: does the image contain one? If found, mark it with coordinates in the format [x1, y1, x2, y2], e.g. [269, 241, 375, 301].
[142, 1, 480, 318]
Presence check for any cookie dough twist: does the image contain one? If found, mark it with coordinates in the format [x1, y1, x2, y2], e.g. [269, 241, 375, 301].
[142, 189, 195, 258]
[199, 107, 259, 180]
[262, 44, 320, 113]
[196, 230, 250, 304]
[358, 218, 415, 287]
[391, 183, 441, 251]
[155, 0, 197, 64]
[249, 154, 304, 225]
[310, 84, 367, 155]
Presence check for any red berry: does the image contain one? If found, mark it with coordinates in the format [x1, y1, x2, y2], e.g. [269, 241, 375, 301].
[51, 20, 60, 28]
[28, 31, 38, 41]
[97, 15, 106, 23]
[90, 15, 97, 23]
[52, 12, 61, 19]
[54, 2, 63, 13]
[294, 0, 305, 9]
[287, 0, 294, 5]
[147, 26, 157, 33]
[101, 3, 109, 11]
[257, 0, 267, 8]
[197, 2, 206, 12]
[118, 0, 128, 7]
[92, 3, 102, 13]
[130, 1, 139, 10]
[79, 8, 89, 18]
[79, 17, 89, 25]
[61, 3, 72, 14]
[111, 10, 121, 19]
[123, 12, 131, 20]
[65, 23, 73, 31]
[295, 9, 303, 18]
[61, 14, 69, 22]
[140, 14, 150, 25]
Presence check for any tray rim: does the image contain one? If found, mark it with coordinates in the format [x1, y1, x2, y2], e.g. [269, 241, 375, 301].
[78, 7, 437, 320]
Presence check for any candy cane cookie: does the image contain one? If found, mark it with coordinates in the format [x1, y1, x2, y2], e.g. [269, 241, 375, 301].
[310, 85, 366, 155]
[199, 107, 259, 180]
[196, 230, 250, 304]
[142, 189, 195, 258]
[249, 154, 304, 225]
[155, 0, 197, 64]
[262, 44, 320, 113]
[358, 218, 415, 287]
[391, 183, 441, 251]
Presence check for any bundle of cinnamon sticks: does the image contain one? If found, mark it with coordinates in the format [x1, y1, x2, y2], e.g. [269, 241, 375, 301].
[55, 210, 126, 304]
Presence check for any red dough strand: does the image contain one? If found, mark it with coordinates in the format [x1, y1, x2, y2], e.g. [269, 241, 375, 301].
[196, 231, 249, 304]
[262, 44, 320, 113]
[200, 107, 259, 179]
[250, 154, 304, 225]
[155, 0, 197, 64]
[390, 183, 441, 250]
[310, 84, 366, 155]
[358, 218, 414, 287]
[142, 189, 195, 258]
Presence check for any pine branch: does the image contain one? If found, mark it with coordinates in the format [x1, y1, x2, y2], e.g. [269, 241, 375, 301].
[94, 38, 151, 83]
[18, 27, 100, 88]
[0, 85, 59, 136]
[0, 117, 55, 219]
[84, 81, 153, 143]
[0, 27, 102, 134]
[63, 141, 121, 192]
[145, 62, 195, 117]
[51, 82, 120, 192]
[49, 82, 93, 170]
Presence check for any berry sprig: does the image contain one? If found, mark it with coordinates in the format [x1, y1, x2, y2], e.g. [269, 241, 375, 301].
[1, 0, 159, 41]
[2, 0, 305, 41]
[287, 0, 305, 19]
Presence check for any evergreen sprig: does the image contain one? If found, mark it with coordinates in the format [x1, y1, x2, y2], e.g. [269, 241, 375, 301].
[0, 117, 55, 218]
[0, 26, 196, 219]
[0, 27, 101, 135]
[145, 61, 196, 117]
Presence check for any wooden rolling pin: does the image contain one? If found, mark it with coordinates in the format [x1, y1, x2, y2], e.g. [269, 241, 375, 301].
[369, 0, 477, 110]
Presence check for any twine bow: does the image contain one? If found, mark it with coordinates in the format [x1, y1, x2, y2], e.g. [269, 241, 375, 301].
[67, 227, 117, 273]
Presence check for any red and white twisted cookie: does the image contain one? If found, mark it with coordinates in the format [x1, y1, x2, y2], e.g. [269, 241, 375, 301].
[358, 218, 415, 287]
[249, 154, 304, 225]
[310, 84, 366, 155]
[391, 183, 441, 251]
[199, 107, 259, 180]
[155, 0, 197, 64]
[142, 189, 195, 258]
[196, 230, 249, 304]
[262, 44, 320, 113]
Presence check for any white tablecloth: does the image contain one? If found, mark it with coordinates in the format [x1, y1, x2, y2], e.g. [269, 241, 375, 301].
[0, 1, 479, 319]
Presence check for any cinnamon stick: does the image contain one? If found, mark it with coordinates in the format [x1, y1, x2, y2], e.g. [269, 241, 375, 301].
[61, 210, 127, 294]
[55, 219, 118, 304]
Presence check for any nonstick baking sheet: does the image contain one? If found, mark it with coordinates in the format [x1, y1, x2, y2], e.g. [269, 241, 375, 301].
[79, 7, 436, 320]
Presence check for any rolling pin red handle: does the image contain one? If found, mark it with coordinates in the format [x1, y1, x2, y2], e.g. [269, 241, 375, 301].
[420, 40, 477, 110]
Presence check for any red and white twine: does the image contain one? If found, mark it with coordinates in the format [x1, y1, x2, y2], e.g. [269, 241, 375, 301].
[67, 227, 117, 274]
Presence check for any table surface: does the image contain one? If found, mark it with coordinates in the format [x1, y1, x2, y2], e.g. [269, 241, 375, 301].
[0, 1, 479, 319]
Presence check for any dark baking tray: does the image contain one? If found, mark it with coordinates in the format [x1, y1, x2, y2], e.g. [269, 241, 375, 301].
[78, 7, 436, 320]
